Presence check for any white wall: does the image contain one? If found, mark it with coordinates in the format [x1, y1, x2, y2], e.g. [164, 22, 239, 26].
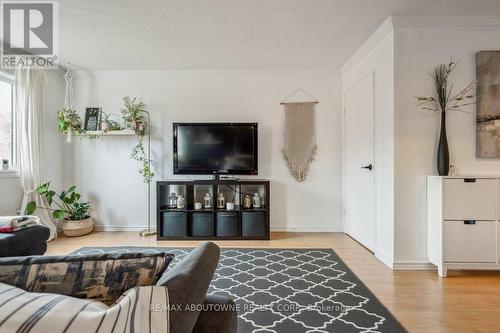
[341, 19, 395, 267]
[394, 18, 500, 263]
[69, 71, 343, 232]
[0, 70, 65, 216]
[0, 176, 22, 215]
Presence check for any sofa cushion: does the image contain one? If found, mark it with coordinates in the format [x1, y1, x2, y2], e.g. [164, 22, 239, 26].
[156, 242, 220, 333]
[193, 295, 238, 333]
[0, 252, 174, 305]
[0, 225, 50, 257]
[0, 282, 171, 333]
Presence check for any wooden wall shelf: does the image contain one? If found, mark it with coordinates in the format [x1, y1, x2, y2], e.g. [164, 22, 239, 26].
[83, 129, 136, 136]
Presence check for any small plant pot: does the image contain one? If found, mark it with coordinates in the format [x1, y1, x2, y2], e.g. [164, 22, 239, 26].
[62, 217, 94, 237]
[101, 121, 110, 132]
[127, 121, 137, 131]
[135, 121, 146, 136]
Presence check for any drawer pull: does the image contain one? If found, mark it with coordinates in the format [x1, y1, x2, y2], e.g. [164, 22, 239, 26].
[464, 220, 476, 225]
[464, 178, 476, 183]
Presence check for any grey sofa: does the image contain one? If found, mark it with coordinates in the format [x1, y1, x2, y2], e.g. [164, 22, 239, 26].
[0, 225, 50, 257]
[157, 242, 238, 333]
[0, 238, 237, 333]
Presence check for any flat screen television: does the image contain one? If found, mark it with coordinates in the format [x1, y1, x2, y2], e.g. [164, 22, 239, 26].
[173, 123, 258, 175]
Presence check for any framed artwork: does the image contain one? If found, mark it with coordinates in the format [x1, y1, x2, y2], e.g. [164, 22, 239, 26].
[84, 107, 102, 131]
[476, 51, 500, 157]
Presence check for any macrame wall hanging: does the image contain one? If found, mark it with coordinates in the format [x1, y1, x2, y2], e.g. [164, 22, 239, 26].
[281, 89, 318, 182]
[63, 63, 75, 142]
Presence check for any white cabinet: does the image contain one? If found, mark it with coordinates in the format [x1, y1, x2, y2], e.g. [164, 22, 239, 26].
[427, 176, 500, 277]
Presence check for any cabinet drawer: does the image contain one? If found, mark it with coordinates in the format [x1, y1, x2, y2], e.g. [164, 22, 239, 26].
[241, 212, 266, 237]
[443, 178, 496, 220]
[444, 220, 496, 263]
[162, 212, 186, 237]
[216, 212, 239, 237]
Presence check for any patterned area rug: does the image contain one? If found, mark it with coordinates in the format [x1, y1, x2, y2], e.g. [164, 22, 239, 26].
[73, 247, 406, 333]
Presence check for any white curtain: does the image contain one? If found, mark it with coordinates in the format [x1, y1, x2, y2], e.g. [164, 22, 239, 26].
[16, 67, 57, 240]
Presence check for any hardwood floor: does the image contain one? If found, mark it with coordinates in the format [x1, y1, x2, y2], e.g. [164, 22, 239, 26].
[47, 231, 500, 333]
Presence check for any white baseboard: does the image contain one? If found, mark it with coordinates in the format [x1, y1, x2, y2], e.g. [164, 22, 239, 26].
[94, 224, 148, 232]
[271, 226, 343, 232]
[375, 250, 394, 269]
[94, 224, 343, 233]
[393, 261, 437, 271]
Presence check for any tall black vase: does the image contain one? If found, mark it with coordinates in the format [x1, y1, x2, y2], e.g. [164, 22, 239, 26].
[437, 111, 450, 176]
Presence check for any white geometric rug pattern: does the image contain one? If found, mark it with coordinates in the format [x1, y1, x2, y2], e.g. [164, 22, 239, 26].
[208, 249, 385, 332]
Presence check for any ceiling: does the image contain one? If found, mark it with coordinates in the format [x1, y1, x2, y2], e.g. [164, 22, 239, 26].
[59, 0, 500, 72]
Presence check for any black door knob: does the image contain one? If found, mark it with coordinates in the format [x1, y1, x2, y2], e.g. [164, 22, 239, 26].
[361, 164, 373, 171]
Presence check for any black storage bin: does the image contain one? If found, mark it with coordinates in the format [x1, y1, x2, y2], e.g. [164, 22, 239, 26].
[241, 212, 266, 237]
[190, 213, 214, 237]
[162, 212, 186, 237]
[216, 212, 239, 237]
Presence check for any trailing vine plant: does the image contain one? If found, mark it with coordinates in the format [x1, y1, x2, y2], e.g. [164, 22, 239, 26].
[122, 96, 154, 183]
[130, 135, 154, 183]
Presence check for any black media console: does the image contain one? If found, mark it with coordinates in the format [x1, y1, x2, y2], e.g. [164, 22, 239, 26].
[156, 179, 270, 240]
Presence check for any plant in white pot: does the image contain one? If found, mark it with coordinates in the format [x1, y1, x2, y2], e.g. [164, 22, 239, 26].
[26, 182, 94, 237]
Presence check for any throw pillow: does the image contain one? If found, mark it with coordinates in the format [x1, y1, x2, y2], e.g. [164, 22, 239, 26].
[0, 251, 174, 305]
[0, 282, 171, 332]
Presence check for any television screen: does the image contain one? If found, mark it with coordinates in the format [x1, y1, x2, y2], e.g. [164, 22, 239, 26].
[173, 123, 258, 175]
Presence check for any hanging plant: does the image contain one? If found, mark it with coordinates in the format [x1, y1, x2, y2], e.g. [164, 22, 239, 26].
[57, 108, 84, 135]
[122, 96, 154, 183]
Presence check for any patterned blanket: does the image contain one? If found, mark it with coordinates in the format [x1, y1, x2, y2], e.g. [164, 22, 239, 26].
[0, 282, 170, 333]
[0, 215, 41, 233]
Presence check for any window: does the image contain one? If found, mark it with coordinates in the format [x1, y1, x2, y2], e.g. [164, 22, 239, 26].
[0, 73, 15, 169]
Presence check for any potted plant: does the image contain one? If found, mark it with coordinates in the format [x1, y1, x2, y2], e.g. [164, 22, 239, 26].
[122, 96, 146, 135]
[57, 108, 84, 141]
[26, 182, 94, 237]
[100, 112, 123, 132]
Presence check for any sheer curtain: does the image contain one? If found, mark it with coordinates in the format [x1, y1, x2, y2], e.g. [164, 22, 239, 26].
[16, 67, 57, 240]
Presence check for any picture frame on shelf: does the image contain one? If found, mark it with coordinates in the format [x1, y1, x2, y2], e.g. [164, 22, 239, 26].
[84, 107, 102, 131]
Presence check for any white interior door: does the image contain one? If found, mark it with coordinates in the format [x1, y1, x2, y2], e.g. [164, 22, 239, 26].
[344, 73, 376, 251]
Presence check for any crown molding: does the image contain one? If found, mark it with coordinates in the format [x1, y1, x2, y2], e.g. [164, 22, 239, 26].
[340, 16, 394, 75]
[341, 15, 500, 76]
[72, 69, 339, 79]
[391, 15, 500, 29]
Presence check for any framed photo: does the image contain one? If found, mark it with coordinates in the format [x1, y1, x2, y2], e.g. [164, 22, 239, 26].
[476, 51, 500, 157]
[84, 107, 102, 131]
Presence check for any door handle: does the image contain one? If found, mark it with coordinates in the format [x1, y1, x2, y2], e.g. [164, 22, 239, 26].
[361, 164, 373, 171]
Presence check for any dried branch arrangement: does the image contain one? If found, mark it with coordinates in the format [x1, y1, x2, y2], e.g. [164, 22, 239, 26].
[416, 59, 475, 113]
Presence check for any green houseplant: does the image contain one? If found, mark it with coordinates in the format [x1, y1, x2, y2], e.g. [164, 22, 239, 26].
[100, 111, 123, 132]
[26, 182, 94, 237]
[57, 108, 84, 135]
[122, 96, 147, 135]
[122, 96, 154, 183]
